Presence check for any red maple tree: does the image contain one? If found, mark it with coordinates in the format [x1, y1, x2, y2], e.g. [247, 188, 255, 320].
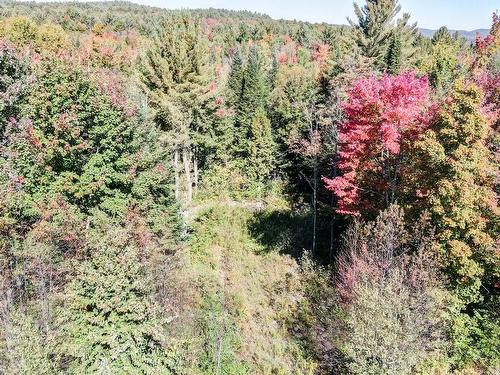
[324, 72, 434, 215]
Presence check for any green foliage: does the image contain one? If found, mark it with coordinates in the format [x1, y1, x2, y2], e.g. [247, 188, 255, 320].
[0, 310, 56, 375]
[60, 223, 173, 374]
[432, 26, 452, 44]
[293, 255, 346, 374]
[188, 205, 316, 374]
[224, 46, 276, 184]
[449, 299, 500, 371]
[348, 0, 418, 68]
[4, 59, 178, 230]
[198, 292, 251, 375]
[385, 34, 402, 74]
[270, 64, 317, 139]
[139, 14, 214, 204]
[139, 14, 208, 145]
[230, 47, 268, 148]
[247, 107, 276, 183]
[411, 80, 498, 371]
[0, 38, 180, 375]
[0, 2, 496, 373]
[0, 40, 30, 135]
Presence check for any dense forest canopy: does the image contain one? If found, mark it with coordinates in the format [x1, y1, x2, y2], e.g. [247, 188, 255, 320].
[0, 1, 498, 374]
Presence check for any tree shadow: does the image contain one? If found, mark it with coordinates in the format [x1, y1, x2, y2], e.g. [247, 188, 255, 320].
[248, 206, 348, 263]
[248, 209, 312, 259]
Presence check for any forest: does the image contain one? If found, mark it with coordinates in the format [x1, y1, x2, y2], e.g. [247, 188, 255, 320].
[0, 0, 498, 374]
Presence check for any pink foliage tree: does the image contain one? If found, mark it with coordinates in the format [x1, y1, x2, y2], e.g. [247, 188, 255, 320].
[324, 72, 433, 215]
[473, 12, 499, 130]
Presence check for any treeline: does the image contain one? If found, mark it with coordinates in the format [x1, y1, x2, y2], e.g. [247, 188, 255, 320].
[0, 0, 498, 374]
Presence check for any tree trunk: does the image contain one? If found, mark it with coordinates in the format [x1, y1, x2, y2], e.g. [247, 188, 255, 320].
[173, 149, 180, 201]
[390, 153, 402, 204]
[329, 195, 334, 264]
[183, 147, 192, 204]
[312, 160, 317, 256]
[193, 150, 199, 194]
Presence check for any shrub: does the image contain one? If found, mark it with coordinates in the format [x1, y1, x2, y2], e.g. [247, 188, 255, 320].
[335, 205, 448, 375]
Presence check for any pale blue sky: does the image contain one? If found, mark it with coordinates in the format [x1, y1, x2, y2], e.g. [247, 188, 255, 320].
[38, 0, 499, 30]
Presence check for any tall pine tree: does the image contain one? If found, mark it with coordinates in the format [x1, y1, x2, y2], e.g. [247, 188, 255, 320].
[225, 46, 274, 184]
[348, 0, 417, 69]
[139, 15, 210, 204]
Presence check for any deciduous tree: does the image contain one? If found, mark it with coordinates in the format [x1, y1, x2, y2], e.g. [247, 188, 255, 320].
[324, 72, 433, 216]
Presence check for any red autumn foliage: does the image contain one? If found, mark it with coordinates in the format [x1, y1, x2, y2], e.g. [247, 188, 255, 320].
[202, 17, 219, 41]
[26, 123, 43, 148]
[311, 41, 330, 70]
[323, 72, 433, 215]
[475, 12, 498, 56]
[215, 107, 227, 118]
[473, 12, 500, 130]
[276, 39, 298, 65]
[207, 81, 217, 93]
[94, 69, 136, 117]
[77, 30, 139, 71]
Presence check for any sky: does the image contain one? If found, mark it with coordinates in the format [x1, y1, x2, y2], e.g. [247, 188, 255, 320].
[120, 0, 497, 30]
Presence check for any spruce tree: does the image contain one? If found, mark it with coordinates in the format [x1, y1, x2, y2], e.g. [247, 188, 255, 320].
[226, 46, 271, 181]
[235, 46, 267, 133]
[247, 107, 276, 183]
[348, 0, 401, 61]
[385, 34, 402, 74]
[432, 26, 452, 44]
[226, 50, 244, 108]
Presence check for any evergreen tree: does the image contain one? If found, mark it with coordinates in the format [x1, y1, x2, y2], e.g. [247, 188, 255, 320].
[348, 0, 400, 62]
[348, 0, 417, 68]
[139, 14, 210, 204]
[432, 26, 452, 44]
[235, 46, 267, 135]
[267, 53, 278, 91]
[226, 46, 272, 182]
[60, 224, 172, 374]
[226, 49, 244, 109]
[385, 34, 402, 74]
[247, 107, 276, 183]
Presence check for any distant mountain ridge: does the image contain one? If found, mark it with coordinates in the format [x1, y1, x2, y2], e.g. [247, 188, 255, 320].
[419, 28, 490, 42]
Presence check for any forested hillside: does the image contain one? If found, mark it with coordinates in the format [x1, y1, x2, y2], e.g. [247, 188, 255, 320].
[0, 1, 498, 374]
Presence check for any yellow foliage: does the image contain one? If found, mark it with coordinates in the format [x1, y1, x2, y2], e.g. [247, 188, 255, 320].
[0, 17, 70, 54]
[35, 23, 69, 53]
[0, 16, 37, 46]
